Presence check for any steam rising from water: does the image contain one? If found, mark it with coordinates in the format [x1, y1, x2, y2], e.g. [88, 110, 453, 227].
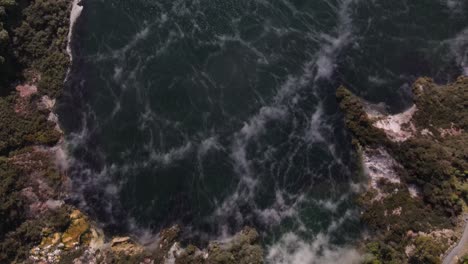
[267, 228, 362, 264]
[451, 27, 468, 76]
[59, 0, 468, 262]
[66, 0, 83, 64]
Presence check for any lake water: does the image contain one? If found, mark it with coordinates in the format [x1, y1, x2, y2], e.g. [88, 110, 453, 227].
[58, 0, 468, 262]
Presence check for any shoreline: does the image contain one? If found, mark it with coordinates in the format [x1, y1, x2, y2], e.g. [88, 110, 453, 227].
[66, 0, 84, 62]
[64, 0, 84, 82]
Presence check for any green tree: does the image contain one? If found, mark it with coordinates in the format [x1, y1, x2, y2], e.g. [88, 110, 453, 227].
[409, 236, 443, 264]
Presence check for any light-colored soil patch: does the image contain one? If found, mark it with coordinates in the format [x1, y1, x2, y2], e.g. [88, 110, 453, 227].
[439, 124, 464, 137]
[14, 84, 39, 114]
[362, 148, 401, 200]
[371, 105, 417, 142]
[16, 84, 38, 98]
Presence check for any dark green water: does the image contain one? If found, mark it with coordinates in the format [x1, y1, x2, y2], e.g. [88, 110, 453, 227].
[58, 0, 468, 262]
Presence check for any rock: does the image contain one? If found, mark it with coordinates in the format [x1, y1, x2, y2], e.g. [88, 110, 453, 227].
[205, 227, 263, 264]
[173, 244, 205, 264]
[40, 232, 61, 248]
[371, 105, 417, 142]
[29, 209, 104, 263]
[152, 225, 181, 263]
[159, 225, 181, 248]
[38, 95, 55, 110]
[110, 236, 144, 255]
[155, 226, 265, 264]
[45, 199, 64, 210]
[61, 210, 91, 250]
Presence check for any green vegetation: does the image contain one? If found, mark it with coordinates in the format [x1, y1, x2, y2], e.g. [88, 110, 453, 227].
[409, 236, 446, 264]
[0, 153, 72, 262]
[0, 0, 69, 154]
[0, 201, 71, 262]
[174, 227, 263, 264]
[364, 234, 448, 264]
[0, 95, 61, 154]
[360, 183, 450, 264]
[337, 78, 468, 263]
[0, 0, 70, 96]
[203, 227, 263, 264]
[336, 86, 389, 148]
[0, 0, 20, 93]
[0, 157, 25, 240]
[394, 136, 467, 216]
[0, 0, 70, 262]
[13, 0, 70, 97]
[359, 182, 448, 236]
[412, 77, 468, 132]
[459, 254, 468, 264]
[392, 78, 468, 218]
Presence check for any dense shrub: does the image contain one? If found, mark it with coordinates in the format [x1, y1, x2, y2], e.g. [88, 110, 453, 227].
[364, 241, 403, 264]
[394, 136, 467, 216]
[13, 0, 70, 97]
[412, 77, 468, 131]
[0, 157, 25, 240]
[0, 0, 71, 262]
[360, 184, 448, 233]
[1, 0, 70, 96]
[408, 236, 444, 264]
[0, 96, 60, 154]
[336, 86, 389, 148]
[0, 0, 20, 94]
